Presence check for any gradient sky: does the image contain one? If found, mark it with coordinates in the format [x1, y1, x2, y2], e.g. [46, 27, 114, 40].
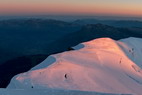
[0, 0, 142, 17]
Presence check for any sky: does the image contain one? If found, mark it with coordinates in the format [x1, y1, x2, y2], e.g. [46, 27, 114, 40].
[0, 0, 142, 17]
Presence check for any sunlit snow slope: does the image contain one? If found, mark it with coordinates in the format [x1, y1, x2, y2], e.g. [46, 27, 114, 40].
[7, 37, 142, 95]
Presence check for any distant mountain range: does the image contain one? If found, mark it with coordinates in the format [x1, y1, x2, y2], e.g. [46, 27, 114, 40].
[0, 19, 81, 64]
[0, 18, 142, 88]
[73, 19, 142, 28]
[46, 24, 142, 54]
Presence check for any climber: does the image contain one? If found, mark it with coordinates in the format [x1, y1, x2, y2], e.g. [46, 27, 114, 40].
[65, 74, 67, 79]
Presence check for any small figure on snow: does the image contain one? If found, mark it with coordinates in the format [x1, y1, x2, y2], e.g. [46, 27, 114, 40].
[65, 74, 67, 79]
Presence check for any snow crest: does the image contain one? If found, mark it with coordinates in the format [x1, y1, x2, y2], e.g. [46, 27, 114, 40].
[7, 37, 142, 95]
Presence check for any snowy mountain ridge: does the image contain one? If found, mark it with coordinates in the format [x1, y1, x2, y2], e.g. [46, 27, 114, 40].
[1, 37, 142, 95]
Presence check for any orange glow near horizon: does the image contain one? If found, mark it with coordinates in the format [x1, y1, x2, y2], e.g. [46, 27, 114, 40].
[0, 0, 141, 17]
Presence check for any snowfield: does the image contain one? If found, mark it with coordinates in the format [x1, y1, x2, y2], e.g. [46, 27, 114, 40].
[1, 37, 142, 95]
[0, 88, 132, 95]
